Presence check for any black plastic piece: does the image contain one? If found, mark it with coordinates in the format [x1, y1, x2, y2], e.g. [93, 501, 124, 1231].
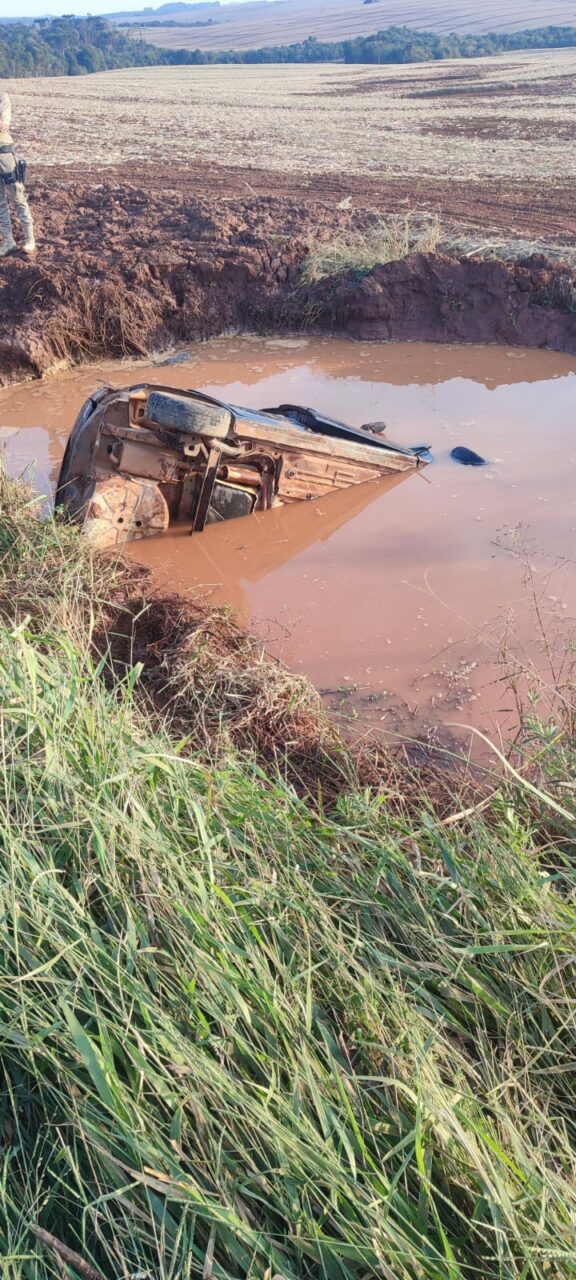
[450, 446, 487, 467]
[207, 483, 255, 524]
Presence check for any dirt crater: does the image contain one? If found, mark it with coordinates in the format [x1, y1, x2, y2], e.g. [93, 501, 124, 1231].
[1, 177, 575, 385]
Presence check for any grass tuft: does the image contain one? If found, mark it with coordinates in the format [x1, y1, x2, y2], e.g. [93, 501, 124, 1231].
[302, 214, 442, 283]
[301, 218, 576, 284]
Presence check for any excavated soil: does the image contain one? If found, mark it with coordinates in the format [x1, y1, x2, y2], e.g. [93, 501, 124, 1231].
[1, 171, 576, 385]
[83, 163, 576, 242]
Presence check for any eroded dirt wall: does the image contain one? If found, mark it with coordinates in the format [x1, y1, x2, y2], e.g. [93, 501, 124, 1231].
[1, 179, 575, 385]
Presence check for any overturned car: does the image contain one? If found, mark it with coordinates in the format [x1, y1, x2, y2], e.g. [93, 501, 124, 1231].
[56, 384, 425, 548]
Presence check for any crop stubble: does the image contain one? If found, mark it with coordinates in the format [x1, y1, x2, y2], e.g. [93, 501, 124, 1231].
[11, 50, 576, 241]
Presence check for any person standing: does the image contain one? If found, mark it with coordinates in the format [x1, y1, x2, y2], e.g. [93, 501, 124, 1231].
[0, 88, 35, 257]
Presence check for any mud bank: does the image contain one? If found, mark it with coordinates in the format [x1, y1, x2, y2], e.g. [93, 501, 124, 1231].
[307, 254, 576, 349]
[1, 179, 575, 384]
[0, 468, 393, 802]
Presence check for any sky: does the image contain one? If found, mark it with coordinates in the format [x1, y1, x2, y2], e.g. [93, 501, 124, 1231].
[0, 0, 266, 17]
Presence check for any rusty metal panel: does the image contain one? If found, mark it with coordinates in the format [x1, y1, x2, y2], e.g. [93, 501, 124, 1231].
[110, 439, 183, 483]
[82, 475, 169, 547]
[276, 449, 393, 501]
[237, 418, 419, 471]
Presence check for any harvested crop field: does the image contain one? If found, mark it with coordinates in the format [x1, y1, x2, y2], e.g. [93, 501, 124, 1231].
[10, 51, 576, 247]
[118, 0, 576, 51]
[14, 53, 576, 181]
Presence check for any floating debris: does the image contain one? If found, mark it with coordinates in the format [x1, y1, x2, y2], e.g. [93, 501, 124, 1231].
[450, 446, 487, 466]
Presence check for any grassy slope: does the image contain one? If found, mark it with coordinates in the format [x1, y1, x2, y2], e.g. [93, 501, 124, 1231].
[0, 477, 575, 1279]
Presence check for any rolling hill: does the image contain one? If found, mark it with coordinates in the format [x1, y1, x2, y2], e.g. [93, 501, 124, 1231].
[114, 0, 576, 51]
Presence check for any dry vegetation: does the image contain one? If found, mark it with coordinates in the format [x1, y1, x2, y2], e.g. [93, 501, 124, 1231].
[302, 213, 442, 280]
[303, 215, 576, 279]
[12, 49, 576, 188]
[117, 0, 576, 51]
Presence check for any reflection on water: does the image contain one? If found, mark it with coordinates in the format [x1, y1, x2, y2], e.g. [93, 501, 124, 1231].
[1, 336, 575, 747]
[138, 472, 414, 618]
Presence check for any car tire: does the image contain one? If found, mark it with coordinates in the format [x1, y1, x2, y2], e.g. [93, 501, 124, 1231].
[146, 391, 232, 439]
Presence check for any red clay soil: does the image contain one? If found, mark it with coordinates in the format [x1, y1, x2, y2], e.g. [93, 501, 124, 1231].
[43, 161, 576, 247]
[1, 170, 575, 385]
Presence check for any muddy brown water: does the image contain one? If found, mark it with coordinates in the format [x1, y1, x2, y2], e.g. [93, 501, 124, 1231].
[1, 336, 575, 753]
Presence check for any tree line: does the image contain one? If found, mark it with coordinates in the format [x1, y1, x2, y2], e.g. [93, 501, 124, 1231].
[178, 24, 576, 65]
[117, 19, 217, 28]
[0, 16, 575, 78]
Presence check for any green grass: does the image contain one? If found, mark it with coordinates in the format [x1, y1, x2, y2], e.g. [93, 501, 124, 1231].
[0, 476, 575, 1279]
